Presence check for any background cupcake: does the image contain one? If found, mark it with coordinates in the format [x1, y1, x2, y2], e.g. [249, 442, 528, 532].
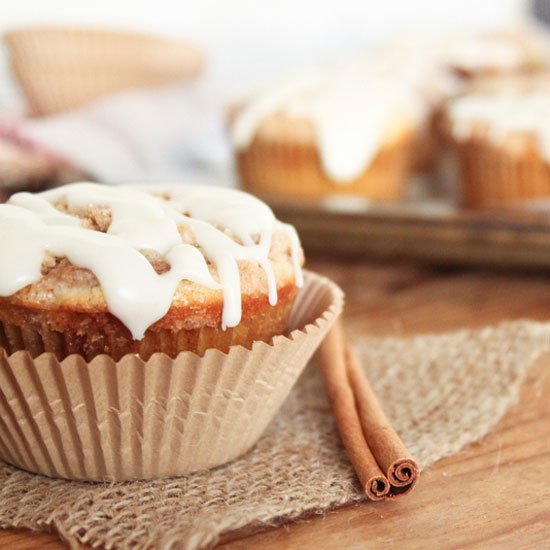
[230, 65, 427, 201]
[444, 75, 550, 207]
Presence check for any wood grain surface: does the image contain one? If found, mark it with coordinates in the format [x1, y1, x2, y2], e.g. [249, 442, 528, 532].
[1, 257, 549, 549]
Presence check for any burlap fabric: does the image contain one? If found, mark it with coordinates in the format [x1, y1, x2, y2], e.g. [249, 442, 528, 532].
[0, 321, 548, 549]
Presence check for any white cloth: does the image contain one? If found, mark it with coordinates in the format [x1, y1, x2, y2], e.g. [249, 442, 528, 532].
[19, 81, 233, 185]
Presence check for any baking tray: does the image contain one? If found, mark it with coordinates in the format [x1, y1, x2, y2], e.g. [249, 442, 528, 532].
[265, 195, 550, 269]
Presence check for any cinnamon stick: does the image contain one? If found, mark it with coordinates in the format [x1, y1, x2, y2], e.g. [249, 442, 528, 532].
[345, 346, 419, 496]
[316, 319, 389, 501]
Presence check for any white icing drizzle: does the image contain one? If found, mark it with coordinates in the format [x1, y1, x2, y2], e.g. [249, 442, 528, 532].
[231, 63, 428, 183]
[1, 183, 303, 339]
[448, 90, 550, 161]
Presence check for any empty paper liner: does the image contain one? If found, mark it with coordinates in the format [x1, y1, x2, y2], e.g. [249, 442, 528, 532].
[4, 27, 204, 116]
[0, 271, 343, 481]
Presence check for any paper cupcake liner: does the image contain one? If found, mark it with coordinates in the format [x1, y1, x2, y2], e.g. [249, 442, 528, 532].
[0, 271, 343, 481]
[5, 27, 204, 116]
[236, 131, 412, 201]
[452, 137, 550, 208]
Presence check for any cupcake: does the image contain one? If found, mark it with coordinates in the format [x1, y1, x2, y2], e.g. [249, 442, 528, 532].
[0, 182, 304, 360]
[0, 182, 343, 481]
[444, 76, 550, 207]
[230, 66, 426, 201]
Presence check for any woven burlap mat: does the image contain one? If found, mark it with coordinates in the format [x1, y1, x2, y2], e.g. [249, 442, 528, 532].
[1, 321, 548, 549]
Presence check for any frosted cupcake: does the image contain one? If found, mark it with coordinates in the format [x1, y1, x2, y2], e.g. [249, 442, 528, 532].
[0, 182, 304, 360]
[230, 65, 427, 201]
[444, 77, 550, 207]
[0, 183, 346, 482]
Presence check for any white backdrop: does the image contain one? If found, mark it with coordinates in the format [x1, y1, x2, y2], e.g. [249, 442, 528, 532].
[0, 0, 529, 108]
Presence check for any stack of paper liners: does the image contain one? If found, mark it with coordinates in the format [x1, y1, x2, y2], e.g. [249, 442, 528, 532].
[0, 271, 343, 482]
[4, 27, 204, 116]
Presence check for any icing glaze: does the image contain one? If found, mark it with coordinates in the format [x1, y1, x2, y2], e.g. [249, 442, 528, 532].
[448, 90, 550, 161]
[1, 183, 303, 339]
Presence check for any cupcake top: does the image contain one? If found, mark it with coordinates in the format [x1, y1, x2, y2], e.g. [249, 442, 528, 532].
[0, 183, 303, 339]
[230, 63, 428, 183]
[446, 82, 550, 161]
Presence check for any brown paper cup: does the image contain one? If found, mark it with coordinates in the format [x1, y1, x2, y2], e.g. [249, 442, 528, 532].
[4, 27, 204, 116]
[0, 271, 343, 481]
[452, 135, 550, 208]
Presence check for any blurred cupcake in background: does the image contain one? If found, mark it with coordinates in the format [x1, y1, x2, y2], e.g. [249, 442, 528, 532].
[229, 65, 428, 202]
[443, 73, 550, 208]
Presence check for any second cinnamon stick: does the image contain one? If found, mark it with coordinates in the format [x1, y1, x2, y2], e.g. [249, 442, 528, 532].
[345, 346, 419, 496]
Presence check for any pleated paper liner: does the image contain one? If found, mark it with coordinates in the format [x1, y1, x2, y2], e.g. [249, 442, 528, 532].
[0, 271, 343, 482]
[453, 135, 550, 208]
[4, 27, 204, 116]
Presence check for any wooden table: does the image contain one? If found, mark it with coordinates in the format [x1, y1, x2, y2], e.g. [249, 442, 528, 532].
[2, 258, 550, 549]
